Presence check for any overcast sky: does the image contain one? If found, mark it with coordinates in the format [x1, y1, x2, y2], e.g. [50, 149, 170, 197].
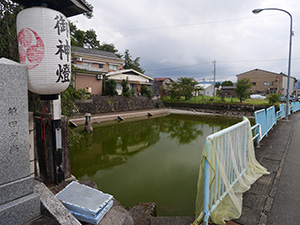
[71, 0, 300, 82]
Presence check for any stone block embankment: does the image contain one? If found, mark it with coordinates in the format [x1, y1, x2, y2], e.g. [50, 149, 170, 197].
[163, 101, 277, 117]
[72, 96, 163, 116]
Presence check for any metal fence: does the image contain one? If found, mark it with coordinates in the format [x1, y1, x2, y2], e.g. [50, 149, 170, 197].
[199, 101, 300, 224]
[253, 106, 277, 144]
[202, 118, 249, 224]
[252, 102, 300, 145]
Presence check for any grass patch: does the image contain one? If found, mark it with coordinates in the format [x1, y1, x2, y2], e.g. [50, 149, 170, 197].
[163, 96, 274, 106]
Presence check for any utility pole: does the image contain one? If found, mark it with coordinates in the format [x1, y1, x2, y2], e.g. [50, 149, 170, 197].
[213, 60, 216, 96]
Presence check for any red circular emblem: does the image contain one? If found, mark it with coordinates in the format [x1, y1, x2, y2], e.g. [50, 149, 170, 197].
[18, 28, 45, 70]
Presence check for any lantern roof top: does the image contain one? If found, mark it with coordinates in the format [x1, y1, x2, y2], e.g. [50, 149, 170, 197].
[12, 0, 92, 17]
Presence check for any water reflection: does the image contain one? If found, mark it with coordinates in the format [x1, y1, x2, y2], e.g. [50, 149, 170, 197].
[164, 118, 203, 145]
[71, 119, 161, 176]
[71, 115, 241, 177]
[70, 114, 242, 216]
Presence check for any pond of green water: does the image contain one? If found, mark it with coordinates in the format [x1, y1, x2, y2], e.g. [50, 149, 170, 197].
[70, 114, 241, 216]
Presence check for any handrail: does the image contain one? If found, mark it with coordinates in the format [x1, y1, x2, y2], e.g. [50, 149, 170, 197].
[202, 118, 249, 224]
[197, 101, 300, 224]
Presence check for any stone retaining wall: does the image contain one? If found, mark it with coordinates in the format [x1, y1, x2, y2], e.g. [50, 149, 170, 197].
[163, 101, 278, 117]
[72, 96, 278, 118]
[73, 96, 163, 115]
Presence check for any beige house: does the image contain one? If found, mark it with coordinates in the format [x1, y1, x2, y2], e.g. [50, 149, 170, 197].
[107, 69, 153, 95]
[72, 46, 124, 95]
[236, 69, 296, 96]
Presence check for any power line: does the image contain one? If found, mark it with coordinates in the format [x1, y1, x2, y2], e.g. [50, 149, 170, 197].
[98, 10, 300, 33]
[146, 57, 300, 73]
[219, 57, 300, 63]
[147, 61, 211, 71]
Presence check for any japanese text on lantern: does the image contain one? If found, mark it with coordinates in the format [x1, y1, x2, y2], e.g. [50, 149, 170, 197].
[8, 107, 19, 154]
[54, 14, 70, 83]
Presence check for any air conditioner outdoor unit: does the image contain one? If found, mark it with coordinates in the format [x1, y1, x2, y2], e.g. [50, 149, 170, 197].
[96, 74, 103, 80]
[76, 57, 82, 61]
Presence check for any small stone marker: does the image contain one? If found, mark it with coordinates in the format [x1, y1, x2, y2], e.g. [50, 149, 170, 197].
[0, 58, 40, 224]
[84, 113, 93, 133]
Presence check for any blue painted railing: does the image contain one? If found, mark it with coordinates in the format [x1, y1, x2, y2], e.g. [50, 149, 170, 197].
[252, 102, 300, 145]
[253, 106, 277, 144]
[199, 101, 300, 224]
[202, 118, 249, 225]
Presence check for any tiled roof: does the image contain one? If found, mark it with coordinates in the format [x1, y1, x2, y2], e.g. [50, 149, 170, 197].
[72, 46, 123, 61]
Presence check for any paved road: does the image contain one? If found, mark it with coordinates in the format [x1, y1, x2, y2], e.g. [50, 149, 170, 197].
[235, 112, 300, 225]
[268, 112, 300, 224]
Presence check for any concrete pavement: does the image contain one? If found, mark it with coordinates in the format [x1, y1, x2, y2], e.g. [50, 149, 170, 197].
[267, 112, 300, 224]
[234, 111, 300, 225]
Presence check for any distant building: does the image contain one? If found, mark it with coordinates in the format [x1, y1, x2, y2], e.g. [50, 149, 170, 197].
[72, 46, 124, 95]
[195, 83, 214, 96]
[107, 69, 153, 95]
[219, 86, 237, 98]
[236, 68, 296, 96]
[153, 78, 174, 97]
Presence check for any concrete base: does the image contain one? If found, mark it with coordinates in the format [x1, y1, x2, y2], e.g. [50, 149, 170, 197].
[0, 193, 40, 225]
[0, 176, 34, 205]
[34, 180, 81, 225]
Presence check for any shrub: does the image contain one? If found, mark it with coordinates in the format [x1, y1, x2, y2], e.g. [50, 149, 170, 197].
[141, 86, 153, 99]
[268, 93, 281, 104]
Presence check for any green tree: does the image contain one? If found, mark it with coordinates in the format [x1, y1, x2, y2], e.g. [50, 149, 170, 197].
[70, 23, 100, 49]
[221, 80, 233, 86]
[170, 82, 182, 100]
[215, 82, 221, 88]
[0, 0, 22, 61]
[123, 49, 145, 74]
[98, 43, 122, 58]
[235, 78, 252, 102]
[173, 77, 198, 100]
[104, 79, 118, 96]
[70, 23, 121, 57]
[98, 43, 117, 52]
[121, 78, 130, 97]
[83, 29, 100, 49]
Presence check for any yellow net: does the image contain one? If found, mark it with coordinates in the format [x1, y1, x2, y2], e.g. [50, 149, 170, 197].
[193, 118, 269, 225]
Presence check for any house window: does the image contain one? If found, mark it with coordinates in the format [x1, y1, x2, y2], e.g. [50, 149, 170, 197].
[264, 82, 270, 86]
[252, 82, 256, 86]
[82, 62, 92, 67]
[109, 65, 119, 70]
[116, 83, 122, 90]
[99, 64, 104, 69]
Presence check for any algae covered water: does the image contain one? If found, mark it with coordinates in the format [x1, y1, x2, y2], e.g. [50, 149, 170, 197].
[70, 114, 241, 216]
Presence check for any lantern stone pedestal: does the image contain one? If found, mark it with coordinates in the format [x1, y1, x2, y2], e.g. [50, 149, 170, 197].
[0, 58, 40, 224]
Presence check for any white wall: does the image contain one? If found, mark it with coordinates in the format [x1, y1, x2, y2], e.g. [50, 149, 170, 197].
[282, 76, 295, 95]
[108, 74, 150, 83]
[204, 86, 214, 96]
